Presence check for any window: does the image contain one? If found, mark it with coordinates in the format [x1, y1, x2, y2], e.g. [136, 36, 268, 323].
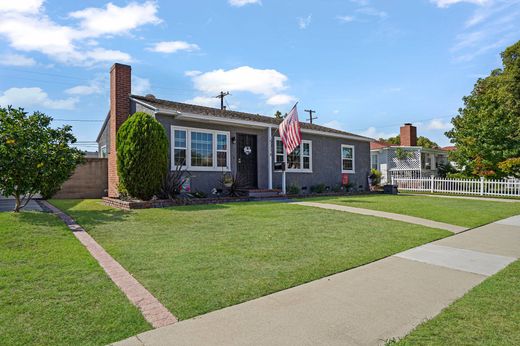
[274, 138, 312, 172]
[100, 145, 107, 158]
[171, 126, 230, 171]
[173, 130, 187, 166]
[191, 131, 213, 167]
[341, 145, 355, 173]
[217, 134, 228, 168]
[371, 154, 378, 170]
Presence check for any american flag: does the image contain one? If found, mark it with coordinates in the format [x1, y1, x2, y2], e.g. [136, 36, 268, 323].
[279, 103, 302, 155]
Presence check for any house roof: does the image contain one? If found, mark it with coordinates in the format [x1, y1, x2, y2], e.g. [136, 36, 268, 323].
[370, 140, 392, 150]
[442, 146, 457, 151]
[130, 94, 373, 142]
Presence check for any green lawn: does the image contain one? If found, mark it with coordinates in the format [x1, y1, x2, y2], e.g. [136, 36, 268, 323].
[303, 194, 520, 228]
[395, 259, 520, 345]
[0, 211, 150, 346]
[50, 199, 450, 320]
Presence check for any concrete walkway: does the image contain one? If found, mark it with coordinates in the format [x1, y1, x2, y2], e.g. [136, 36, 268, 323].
[113, 216, 520, 346]
[400, 193, 520, 203]
[293, 201, 467, 233]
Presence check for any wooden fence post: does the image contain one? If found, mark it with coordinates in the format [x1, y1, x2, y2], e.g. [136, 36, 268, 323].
[430, 175, 434, 193]
[480, 176, 484, 196]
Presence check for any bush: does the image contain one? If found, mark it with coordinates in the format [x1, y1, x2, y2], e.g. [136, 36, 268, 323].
[117, 112, 168, 200]
[369, 168, 382, 186]
[437, 162, 457, 178]
[287, 184, 300, 195]
[310, 183, 326, 193]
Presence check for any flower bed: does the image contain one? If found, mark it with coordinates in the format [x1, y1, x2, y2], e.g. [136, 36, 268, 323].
[102, 191, 375, 210]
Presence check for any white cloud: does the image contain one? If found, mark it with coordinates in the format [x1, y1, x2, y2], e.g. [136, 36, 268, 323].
[0, 53, 36, 66]
[355, 7, 387, 19]
[322, 120, 345, 131]
[185, 70, 202, 77]
[0, 1, 160, 66]
[448, 1, 520, 62]
[133, 76, 151, 95]
[185, 96, 221, 108]
[0, 0, 43, 14]
[0, 87, 78, 110]
[149, 41, 200, 53]
[298, 15, 312, 29]
[228, 0, 261, 7]
[266, 94, 295, 106]
[65, 85, 100, 96]
[431, 0, 489, 8]
[425, 119, 452, 130]
[360, 126, 397, 140]
[191, 66, 288, 96]
[337, 15, 355, 23]
[69, 1, 161, 37]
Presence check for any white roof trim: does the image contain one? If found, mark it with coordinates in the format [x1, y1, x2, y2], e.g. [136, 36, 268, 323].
[153, 109, 372, 142]
[131, 97, 158, 111]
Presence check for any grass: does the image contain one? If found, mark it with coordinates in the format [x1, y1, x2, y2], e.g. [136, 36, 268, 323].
[0, 211, 151, 346]
[50, 199, 450, 320]
[395, 259, 520, 345]
[303, 194, 520, 228]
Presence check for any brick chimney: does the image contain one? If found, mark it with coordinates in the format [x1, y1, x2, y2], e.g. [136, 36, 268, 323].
[400, 123, 417, 147]
[108, 63, 131, 197]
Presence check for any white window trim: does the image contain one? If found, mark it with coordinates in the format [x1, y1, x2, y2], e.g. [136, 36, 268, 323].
[100, 145, 107, 158]
[171, 125, 231, 172]
[274, 137, 313, 173]
[341, 144, 355, 173]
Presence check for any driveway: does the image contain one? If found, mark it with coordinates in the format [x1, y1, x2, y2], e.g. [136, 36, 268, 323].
[0, 198, 43, 212]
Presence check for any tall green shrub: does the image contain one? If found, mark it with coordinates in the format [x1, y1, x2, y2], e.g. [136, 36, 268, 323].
[117, 112, 168, 200]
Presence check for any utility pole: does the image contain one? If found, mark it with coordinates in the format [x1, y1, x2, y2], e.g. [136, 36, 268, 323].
[215, 91, 230, 110]
[304, 109, 317, 124]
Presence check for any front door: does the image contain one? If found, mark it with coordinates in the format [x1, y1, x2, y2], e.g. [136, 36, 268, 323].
[236, 133, 258, 188]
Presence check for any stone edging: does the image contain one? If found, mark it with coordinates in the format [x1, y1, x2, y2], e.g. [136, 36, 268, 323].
[39, 200, 178, 328]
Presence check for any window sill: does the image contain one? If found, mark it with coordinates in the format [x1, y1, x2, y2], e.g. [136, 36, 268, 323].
[275, 169, 313, 174]
[172, 166, 231, 172]
[342, 170, 355, 174]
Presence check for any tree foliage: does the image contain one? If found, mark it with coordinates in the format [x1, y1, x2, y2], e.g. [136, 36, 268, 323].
[117, 112, 168, 200]
[446, 40, 520, 178]
[378, 134, 439, 149]
[0, 106, 84, 211]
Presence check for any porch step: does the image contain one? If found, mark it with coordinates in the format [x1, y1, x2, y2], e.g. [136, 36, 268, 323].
[247, 189, 282, 198]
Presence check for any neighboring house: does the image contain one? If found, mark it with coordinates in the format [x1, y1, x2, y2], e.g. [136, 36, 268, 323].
[97, 63, 373, 197]
[370, 123, 449, 183]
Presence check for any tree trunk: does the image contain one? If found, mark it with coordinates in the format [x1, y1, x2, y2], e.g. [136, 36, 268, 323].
[14, 194, 21, 213]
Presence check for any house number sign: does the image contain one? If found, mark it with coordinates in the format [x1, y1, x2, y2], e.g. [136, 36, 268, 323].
[243, 146, 252, 155]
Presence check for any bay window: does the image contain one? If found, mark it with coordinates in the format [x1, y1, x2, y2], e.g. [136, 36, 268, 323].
[275, 138, 312, 172]
[172, 126, 230, 171]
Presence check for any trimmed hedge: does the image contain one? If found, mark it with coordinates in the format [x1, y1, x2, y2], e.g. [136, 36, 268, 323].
[117, 112, 168, 200]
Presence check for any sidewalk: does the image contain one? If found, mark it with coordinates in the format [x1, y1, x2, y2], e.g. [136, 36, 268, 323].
[292, 201, 467, 233]
[113, 215, 520, 346]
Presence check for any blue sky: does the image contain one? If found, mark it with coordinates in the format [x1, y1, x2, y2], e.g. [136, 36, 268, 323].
[1, 0, 519, 151]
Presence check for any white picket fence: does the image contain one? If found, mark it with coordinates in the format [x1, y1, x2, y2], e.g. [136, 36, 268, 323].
[392, 176, 520, 197]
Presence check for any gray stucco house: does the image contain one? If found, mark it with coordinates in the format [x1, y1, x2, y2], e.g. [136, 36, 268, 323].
[97, 63, 373, 197]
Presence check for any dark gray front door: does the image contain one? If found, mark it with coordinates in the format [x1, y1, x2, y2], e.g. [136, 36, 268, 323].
[236, 133, 258, 188]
